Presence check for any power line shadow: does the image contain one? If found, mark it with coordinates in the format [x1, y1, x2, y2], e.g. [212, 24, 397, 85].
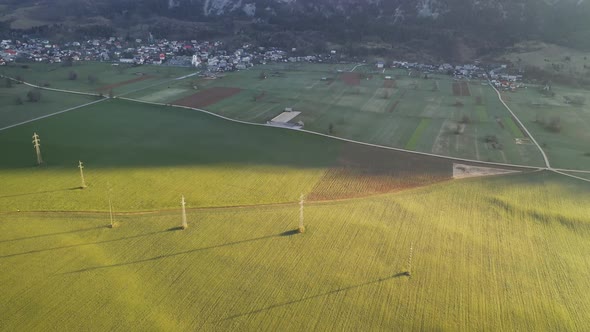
[63, 233, 284, 274]
[0, 187, 80, 200]
[0, 230, 168, 259]
[0, 225, 105, 244]
[217, 274, 404, 322]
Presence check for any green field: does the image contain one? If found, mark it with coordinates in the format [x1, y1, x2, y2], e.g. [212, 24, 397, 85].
[1, 64, 590, 330]
[126, 63, 545, 167]
[0, 62, 196, 96]
[502, 85, 590, 170]
[0, 82, 96, 129]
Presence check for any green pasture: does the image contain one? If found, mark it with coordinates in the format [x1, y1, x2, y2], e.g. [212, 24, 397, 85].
[0, 82, 589, 330]
[0, 82, 95, 129]
[181, 65, 542, 166]
[0, 62, 196, 95]
[0, 172, 589, 331]
[502, 85, 590, 170]
[0, 99, 342, 212]
[3, 62, 547, 166]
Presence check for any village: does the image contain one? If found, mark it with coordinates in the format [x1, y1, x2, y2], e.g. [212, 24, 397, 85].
[0, 36, 525, 92]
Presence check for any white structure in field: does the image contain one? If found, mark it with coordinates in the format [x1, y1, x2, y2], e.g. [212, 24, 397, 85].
[267, 111, 303, 129]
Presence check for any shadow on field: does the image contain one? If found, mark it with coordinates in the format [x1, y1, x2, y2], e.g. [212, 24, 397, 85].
[0, 187, 80, 200]
[218, 274, 404, 322]
[279, 229, 299, 236]
[0, 225, 105, 244]
[0, 230, 169, 259]
[63, 232, 290, 274]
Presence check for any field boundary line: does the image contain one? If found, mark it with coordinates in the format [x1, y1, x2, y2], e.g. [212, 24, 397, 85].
[0, 98, 107, 132]
[117, 96, 542, 171]
[116, 72, 199, 97]
[349, 64, 366, 72]
[552, 170, 590, 184]
[552, 168, 590, 174]
[490, 82, 551, 168]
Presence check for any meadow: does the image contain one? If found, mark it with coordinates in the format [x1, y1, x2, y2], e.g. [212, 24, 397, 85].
[0, 62, 196, 96]
[501, 84, 590, 170]
[1, 172, 589, 331]
[127, 63, 545, 167]
[0, 80, 96, 129]
[1, 63, 589, 331]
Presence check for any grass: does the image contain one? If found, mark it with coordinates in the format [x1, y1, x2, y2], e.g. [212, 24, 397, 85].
[0, 83, 95, 129]
[0, 172, 589, 330]
[126, 64, 545, 166]
[476, 105, 488, 122]
[0, 99, 342, 212]
[505, 117, 525, 138]
[502, 85, 590, 170]
[405, 118, 431, 150]
[2, 62, 548, 166]
[0, 89, 589, 330]
[0, 62, 196, 95]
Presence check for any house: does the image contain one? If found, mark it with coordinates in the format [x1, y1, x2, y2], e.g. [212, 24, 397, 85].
[377, 61, 384, 69]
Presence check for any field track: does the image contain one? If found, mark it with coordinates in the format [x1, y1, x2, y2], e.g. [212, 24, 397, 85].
[383, 80, 397, 88]
[172, 87, 242, 108]
[452, 81, 471, 96]
[340, 73, 361, 86]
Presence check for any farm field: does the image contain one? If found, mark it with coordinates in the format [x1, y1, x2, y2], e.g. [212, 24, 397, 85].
[0, 82, 96, 129]
[127, 63, 545, 167]
[1, 171, 589, 331]
[0, 62, 197, 96]
[501, 84, 590, 170]
[0, 88, 589, 330]
[0, 98, 454, 212]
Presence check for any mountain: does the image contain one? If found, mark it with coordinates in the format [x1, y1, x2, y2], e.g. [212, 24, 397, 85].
[2, 0, 590, 61]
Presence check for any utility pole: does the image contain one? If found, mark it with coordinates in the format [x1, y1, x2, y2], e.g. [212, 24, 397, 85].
[298, 194, 305, 233]
[181, 195, 188, 230]
[107, 182, 115, 228]
[406, 242, 414, 277]
[78, 161, 87, 188]
[32, 132, 43, 165]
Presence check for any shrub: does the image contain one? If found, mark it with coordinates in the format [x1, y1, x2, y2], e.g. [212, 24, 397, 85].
[546, 117, 561, 133]
[68, 71, 78, 80]
[26, 89, 41, 102]
[14, 96, 23, 105]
